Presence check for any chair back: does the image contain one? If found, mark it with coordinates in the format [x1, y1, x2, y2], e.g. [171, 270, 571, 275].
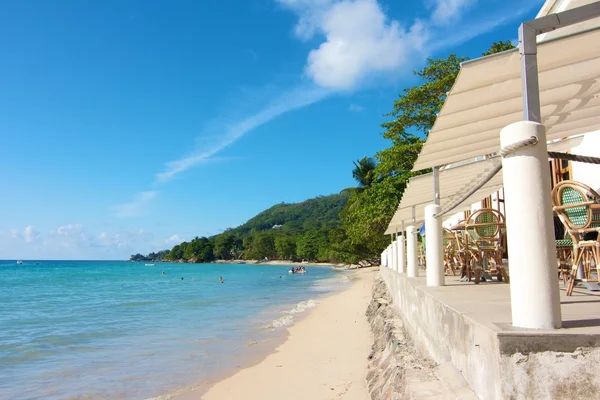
[465, 209, 505, 241]
[552, 180, 599, 231]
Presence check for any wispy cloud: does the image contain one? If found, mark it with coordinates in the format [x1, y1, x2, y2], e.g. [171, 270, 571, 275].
[429, 0, 476, 25]
[348, 103, 365, 112]
[10, 226, 41, 243]
[144, 0, 530, 187]
[428, 2, 537, 52]
[279, 0, 532, 91]
[164, 234, 183, 245]
[2, 224, 164, 259]
[155, 85, 331, 183]
[112, 191, 159, 217]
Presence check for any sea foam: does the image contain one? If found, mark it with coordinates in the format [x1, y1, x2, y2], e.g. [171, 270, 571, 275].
[267, 299, 320, 329]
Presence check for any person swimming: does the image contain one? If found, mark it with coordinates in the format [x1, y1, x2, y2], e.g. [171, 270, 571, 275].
[219, 276, 224, 283]
[161, 271, 165, 275]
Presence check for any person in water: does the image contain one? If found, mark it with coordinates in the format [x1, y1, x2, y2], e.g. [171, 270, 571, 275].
[219, 276, 224, 283]
[161, 271, 165, 275]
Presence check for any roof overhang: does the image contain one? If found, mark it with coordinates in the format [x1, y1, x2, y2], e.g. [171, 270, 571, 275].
[385, 136, 585, 234]
[412, 26, 600, 172]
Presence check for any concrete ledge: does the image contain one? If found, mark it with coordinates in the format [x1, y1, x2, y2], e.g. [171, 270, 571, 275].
[380, 268, 600, 400]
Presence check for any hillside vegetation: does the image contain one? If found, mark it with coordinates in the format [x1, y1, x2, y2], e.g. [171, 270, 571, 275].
[133, 192, 352, 263]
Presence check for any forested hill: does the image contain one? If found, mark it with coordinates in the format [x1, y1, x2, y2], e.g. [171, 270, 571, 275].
[134, 191, 351, 263]
[230, 192, 349, 236]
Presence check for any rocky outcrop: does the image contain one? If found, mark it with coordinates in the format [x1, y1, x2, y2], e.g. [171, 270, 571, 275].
[366, 277, 475, 400]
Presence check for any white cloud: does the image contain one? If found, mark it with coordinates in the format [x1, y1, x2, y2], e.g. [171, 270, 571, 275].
[348, 103, 365, 112]
[57, 224, 84, 236]
[136, 0, 530, 186]
[10, 226, 41, 243]
[155, 85, 330, 183]
[429, 0, 475, 25]
[1, 223, 168, 260]
[165, 234, 183, 245]
[282, 0, 429, 91]
[279, 0, 532, 91]
[112, 191, 159, 217]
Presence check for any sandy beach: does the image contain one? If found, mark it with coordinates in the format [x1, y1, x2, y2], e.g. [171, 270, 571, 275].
[179, 267, 376, 400]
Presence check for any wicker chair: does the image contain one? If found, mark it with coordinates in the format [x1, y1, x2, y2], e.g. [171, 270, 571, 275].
[418, 238, 426, 268]
[555, 233, 573, 285]
[552, 181, 600, 296]
[465, 209, 509, 284]
[442, 228, 459, 275]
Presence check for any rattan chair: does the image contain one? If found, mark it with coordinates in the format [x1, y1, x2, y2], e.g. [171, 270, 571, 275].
[442, 228, 459, 275]
[465, 209, 509, 284]
[552, 180, 600, 296]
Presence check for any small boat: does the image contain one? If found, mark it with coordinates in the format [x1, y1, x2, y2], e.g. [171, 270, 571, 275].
[16, 260, 23, 265]
[145, 263, 155, 267]
[288, 269, 307, 274]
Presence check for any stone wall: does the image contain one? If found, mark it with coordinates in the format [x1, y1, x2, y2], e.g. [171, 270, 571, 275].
[365, 277, 473, 399]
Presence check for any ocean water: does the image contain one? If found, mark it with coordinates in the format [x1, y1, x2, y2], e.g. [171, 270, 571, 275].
[0, 260, 351, 400]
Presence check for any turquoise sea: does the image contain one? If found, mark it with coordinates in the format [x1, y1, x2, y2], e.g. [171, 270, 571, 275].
[0, 260, 350, 399]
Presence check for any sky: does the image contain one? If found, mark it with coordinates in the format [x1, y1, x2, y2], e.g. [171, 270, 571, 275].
[0, 0, 543, 260]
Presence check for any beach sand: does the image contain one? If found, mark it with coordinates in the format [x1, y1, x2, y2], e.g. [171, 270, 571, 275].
[179, 267, 376, 400]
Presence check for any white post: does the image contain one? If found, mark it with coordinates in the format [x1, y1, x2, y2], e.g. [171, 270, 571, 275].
[425, 204, 445, 286]
[501, 121, 562, 329]
[392, 238, 398, 273]
[398, 234, 406, 274]
[385, 246, 390, 268]
[381, 251, 385, 268]
[406, 226, 418, 277]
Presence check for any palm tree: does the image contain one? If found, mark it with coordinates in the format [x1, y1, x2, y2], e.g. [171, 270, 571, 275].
[352, 156, 378, 188]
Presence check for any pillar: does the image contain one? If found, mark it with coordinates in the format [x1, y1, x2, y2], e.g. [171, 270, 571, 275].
[501, 121, 561, 329]
[406, 226, 418, 277]
[398, 234, 406, 274]
[385, 246, 390, 268]
[425, 204, 445, 286]
[391, 238, 398, 272]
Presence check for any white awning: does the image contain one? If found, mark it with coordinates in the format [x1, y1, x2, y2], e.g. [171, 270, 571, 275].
[385, 136, 585, 234]
[412, 27, 600, 171]
[385, 157, 503, 234]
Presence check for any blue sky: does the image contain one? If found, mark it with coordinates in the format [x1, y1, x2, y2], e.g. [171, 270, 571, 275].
[0, 0, 542, 259]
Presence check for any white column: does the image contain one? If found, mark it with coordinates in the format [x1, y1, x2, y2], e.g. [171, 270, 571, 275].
[381, 251, 385, 267]
[391, 238, 398, 272]
[425, 204, 445, 286]
[398, 234, 406, 274]
[501, 121, 562, 329]
[406, 226, 418, 277]
[385, 246, 390, 268]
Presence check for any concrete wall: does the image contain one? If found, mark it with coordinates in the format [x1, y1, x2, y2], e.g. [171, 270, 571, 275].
[380, 267, 504, 400]
[380, 268, 600, 400]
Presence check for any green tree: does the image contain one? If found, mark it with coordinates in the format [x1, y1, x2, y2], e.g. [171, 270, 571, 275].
[168, 244, 184, 260]
[352, 156, 378, 187]
[337, 40, 516, 264]
[296, 230, 328, 261]
[275, 235, 297, 260]
[483, 40, 515, 56]
[214, 233, 235, 260]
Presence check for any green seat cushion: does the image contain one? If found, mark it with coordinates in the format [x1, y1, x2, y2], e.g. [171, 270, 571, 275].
[556, 239, 573, 246]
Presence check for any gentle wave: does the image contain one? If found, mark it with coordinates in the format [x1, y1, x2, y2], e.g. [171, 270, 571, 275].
[0, 261, 345, 400]
[266, 299, 320, 329]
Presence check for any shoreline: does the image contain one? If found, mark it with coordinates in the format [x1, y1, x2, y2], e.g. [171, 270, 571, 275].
[172, 267, 376, 400]
[142, 258, 369, 269]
